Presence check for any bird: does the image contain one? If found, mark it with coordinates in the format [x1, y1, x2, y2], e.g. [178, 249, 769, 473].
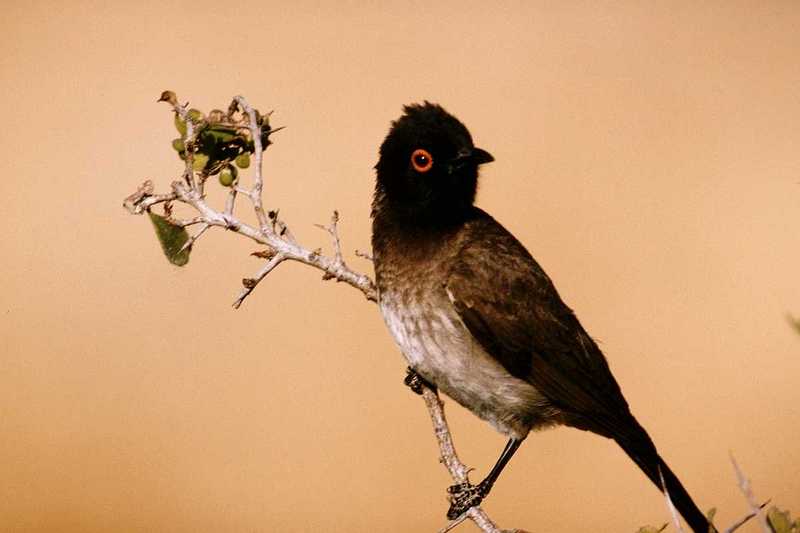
[370, 102, 715, 532]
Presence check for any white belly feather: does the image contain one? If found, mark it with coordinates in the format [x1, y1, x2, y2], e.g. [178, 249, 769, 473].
[379, 289, 553, 439]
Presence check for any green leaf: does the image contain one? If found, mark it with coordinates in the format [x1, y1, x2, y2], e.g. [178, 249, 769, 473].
[768, 506, 794, 533]
[148, 212, 191, 266]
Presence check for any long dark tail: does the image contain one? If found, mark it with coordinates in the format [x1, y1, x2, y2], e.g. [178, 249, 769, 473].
[615, 425, 715, 533]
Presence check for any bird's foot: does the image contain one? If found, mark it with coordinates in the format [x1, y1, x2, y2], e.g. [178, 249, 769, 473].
[404, 367, 434, 395]
[446, 480, 491, 519]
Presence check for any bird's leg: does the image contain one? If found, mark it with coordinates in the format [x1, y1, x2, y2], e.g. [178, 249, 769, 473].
[404, 366, 435, 395]
[447, 438, 523, 519]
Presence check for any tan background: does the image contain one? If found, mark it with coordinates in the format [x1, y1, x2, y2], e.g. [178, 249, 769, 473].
[2, 1, 799, 531]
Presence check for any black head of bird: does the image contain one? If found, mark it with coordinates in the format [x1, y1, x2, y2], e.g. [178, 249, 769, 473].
[374, 102, 494, 222]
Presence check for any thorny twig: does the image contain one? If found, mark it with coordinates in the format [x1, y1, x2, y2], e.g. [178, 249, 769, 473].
[179, 223, 209, 254]
[233, 253, 285, 309]
[233, 95, 270, 233]
[422, 386, 503, 533]
[125, 95, 376, 307]
[123, 93, 503, 533]
[724, 501, 771, 533]
[355, 249, 374, 262]
[438, 512, 471, 533]
[730, 454, 771, 533]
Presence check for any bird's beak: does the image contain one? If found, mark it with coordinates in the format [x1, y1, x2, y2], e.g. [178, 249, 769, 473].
[451, 147, 495, 168]
[471, 147, 494, 165]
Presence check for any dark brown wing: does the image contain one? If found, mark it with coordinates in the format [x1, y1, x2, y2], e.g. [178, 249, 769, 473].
[445, 210, 633, 435]
[446, 212, 715, 532]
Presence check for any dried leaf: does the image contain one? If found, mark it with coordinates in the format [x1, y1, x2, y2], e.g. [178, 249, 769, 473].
[123, 180, 154, 214]
[635, 524, 668, 533]
[251, 248, 277, 259]
[147, 212, 191, 266]
[158, 90, 177, 105]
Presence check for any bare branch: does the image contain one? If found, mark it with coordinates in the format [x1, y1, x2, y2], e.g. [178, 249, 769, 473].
[224, 186, 238, 217]
[267, 209, 296, 244]
[729, 454, 771, 533]
[172, 216, 206, 227]
[159, 95, 200, 193]
[315, 210, 344, 265]
[234, 95, 270, 233]
[438, 512, 470, 533]
[179, 223, 210, 254]
[421, 388, 469, 481]
[467, 507, 502, 533]
[724, 501, 771, 533]
[234, 185, 254, 198]
[233, 253, 285, 308]
[419, 386, 501, 532]
[355, 249, 374, 262]
[123, 180, 177, 214]
[169, 176, 377, 301]
[123, 180, 154, 213]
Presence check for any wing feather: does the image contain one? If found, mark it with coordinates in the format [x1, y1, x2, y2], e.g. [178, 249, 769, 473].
[445, 211, 633, 434]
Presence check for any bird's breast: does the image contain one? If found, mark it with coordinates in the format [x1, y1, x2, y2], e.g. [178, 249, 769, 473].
[378, 283, 554, 439]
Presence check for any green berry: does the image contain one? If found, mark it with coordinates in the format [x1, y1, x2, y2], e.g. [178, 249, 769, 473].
[235, 153, 250, 169]
[174, 114, 187, 136]
[192, 153, 210, 171]
[187, 108, 204, 122]
[171, 138, 185, 152]
[219, 168, 236, 187]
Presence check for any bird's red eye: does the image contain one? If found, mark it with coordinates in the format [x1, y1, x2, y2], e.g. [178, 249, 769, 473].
[411, 149, 433, 173]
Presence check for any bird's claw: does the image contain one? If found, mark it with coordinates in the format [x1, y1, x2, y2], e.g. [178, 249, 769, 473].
[404, 367, 434, 395]
[446, 480, 489, 519]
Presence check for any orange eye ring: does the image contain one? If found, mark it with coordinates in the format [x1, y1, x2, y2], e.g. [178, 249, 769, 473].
[411, 149, 434, 173]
